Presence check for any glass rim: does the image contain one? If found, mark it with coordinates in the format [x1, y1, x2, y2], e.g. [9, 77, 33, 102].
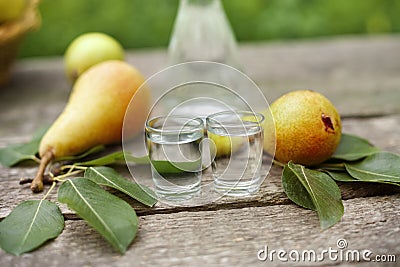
[205, 110, 265, 129]
[145, 115, 204, 134]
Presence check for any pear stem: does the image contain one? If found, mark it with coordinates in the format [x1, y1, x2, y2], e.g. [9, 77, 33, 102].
[273, 159, 286, 168]
[31, 150, 54, 193]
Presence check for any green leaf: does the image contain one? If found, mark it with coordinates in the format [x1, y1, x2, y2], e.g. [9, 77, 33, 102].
[325, 171, 357, 182]
[31, 126, 49, 140]
[316, 163, 346, 171]
[84, 166, 157, 207]
[125, 154, 150, 164]
[345, 152, 400, 183]
[282, 165, 316, 211]
[331, 133, 380, 161]
[0, 200, 64, 255]
[58, 178, 138, 254]
[326, 170, 399, 186]
[55, 145, 106, 162]
[76, 151, 149, 166]
[151, 160, 201, 174]
[282, 162, 344, 229]
[75, 151, 126, 166]
[0, 126, 48, 167]
[0, 146, 36, 167]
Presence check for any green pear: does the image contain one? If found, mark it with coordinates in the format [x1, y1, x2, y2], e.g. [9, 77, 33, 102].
[0, 0, 26, 23]
[264, 90, 342, 166]
[31, 60, 150, 192]
[64, 32, 124, 82]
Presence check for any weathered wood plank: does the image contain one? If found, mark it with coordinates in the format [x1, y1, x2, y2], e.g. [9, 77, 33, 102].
[0, 37, 399, 266]
[0, 162, 399, 220]
[1, 195, 399, 267]
[242, 35, 400, 117]
[1, 115, 399, 219]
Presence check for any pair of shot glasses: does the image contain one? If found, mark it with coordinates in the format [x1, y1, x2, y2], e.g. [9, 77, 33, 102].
[145, 111, 265, 201]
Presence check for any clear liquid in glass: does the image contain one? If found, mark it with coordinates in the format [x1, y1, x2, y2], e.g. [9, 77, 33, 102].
[148, 130, 202, 201]
[208, 126, 264, 196]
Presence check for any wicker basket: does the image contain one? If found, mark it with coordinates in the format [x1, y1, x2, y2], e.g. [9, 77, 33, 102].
[0, 0, 41, 87]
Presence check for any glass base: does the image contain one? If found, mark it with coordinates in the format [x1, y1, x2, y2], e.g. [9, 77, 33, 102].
[155, 183, 201, 202]
[214, 179, 261, 197]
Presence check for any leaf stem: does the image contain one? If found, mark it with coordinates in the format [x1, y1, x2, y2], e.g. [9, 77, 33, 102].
[317, 163, 345, 169]
[41, 181, 57, 201]
[60, 165, 88, 172]
[53, 170, 85, 182]
[28, 155, 41, 164]
[273, 159, 286, 168]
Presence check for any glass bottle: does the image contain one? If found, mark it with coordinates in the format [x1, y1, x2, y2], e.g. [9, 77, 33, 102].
[164, 0, 251, 122]
[168, 0, 241, 68]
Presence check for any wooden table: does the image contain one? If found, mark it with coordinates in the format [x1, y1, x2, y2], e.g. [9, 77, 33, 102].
[1, 35, 399, 266]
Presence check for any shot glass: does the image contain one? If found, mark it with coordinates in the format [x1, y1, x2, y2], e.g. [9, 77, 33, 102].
[206, 111, 264, 196]
[145, 116, 204, 201]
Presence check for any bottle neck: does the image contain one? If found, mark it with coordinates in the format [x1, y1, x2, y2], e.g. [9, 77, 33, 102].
[169, 0, 241, 68]
[178, 0, 222, 14]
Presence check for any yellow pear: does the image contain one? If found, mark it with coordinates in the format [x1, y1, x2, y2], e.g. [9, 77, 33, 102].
[208, 132, 244, 157]
[264, 90, 341, 166]
[31, 60, 150, 192]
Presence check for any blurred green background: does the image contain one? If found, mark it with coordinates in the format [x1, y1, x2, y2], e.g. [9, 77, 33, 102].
[19, 0, 400, 58]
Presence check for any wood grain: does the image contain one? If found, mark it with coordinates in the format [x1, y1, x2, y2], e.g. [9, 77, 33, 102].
[1, 195, 399, 267]
[1, 161, 399, 221]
